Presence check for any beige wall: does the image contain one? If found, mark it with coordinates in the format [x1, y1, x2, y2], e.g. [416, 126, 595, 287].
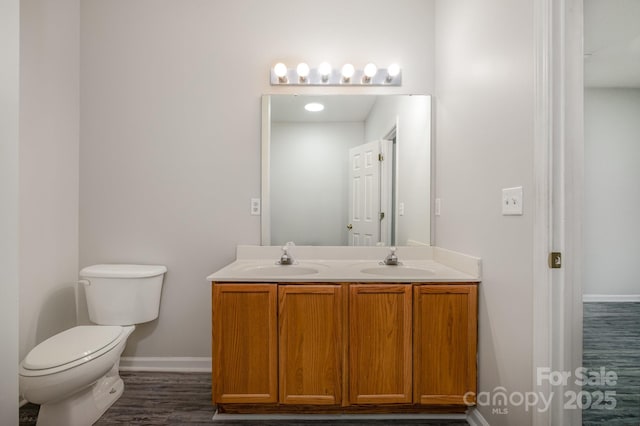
[0, 0, 20, 422]
[434, 1, 535, 425]
[19, 0, 80, 361]
[79, 0, 436, 357]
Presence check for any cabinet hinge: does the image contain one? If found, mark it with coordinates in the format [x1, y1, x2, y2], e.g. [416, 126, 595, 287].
[548, 252, 562, 269]
[379, 212, 385, 221]
[378, 153, 384, 161]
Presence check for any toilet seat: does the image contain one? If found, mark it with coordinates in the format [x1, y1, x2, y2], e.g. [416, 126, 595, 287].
[20, 326, 126, 377]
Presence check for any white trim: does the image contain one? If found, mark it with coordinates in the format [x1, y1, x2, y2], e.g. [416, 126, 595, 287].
[533, 1, 585, 425]
[532, 2, 554, 426]
[119, 357, 211, 373]
[562, 2, 585, 426]
[380, 138, 394, 246]
[583, 294, 640, 303]
[466, 408, 491, 426]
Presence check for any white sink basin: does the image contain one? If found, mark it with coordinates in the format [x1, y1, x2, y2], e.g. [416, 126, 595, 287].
[360, 266, 434, 277]
[235, 264, 321, 276]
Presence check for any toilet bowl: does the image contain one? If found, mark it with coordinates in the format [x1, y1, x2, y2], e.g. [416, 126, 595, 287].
[19, 264, 166, 426]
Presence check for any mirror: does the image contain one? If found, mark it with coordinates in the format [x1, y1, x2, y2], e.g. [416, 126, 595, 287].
[261, 94, 432, 247]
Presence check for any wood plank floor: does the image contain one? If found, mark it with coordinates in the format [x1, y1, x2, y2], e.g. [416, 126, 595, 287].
[20, 371, 469, 425]
[582, 302, 640, 425]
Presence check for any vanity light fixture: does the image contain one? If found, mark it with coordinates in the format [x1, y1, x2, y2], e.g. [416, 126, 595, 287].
[270, 61, 402, 86]
[304, 102, 324, 112]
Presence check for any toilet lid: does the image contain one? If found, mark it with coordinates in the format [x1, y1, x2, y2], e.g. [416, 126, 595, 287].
[22, 326, 124, 370]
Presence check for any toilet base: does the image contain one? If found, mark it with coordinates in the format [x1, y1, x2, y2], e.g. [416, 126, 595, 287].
[36, 363, 124, 426]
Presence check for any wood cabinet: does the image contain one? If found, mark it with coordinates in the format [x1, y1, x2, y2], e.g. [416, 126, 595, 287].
[349, 284, 412, 404]
[212, 281, 478, 413]
[212, 283, 277, 404]
[413, 285, 478, 405]
[278, 285, 343, 405]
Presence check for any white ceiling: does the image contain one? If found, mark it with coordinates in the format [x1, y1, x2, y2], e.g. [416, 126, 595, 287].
[584, 0, 640, 88]
[270, 95, 377, 123]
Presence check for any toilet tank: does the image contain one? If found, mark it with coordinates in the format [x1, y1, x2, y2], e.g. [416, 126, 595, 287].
[79, 264, 167, 326]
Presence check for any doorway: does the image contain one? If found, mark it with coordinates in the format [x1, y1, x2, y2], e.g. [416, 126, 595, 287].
[581, 1, 640, 423]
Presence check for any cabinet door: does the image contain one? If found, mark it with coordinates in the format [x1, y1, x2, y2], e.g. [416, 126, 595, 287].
[349, 284, 412, 404]
[279, 285, 343, 405]
[212, 283, 277, 404]
[413, 284, 478, 405]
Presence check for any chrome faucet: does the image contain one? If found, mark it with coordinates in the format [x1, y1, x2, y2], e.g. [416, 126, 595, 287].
[279, 242, 295, 265]
[383, 246, 399, 265]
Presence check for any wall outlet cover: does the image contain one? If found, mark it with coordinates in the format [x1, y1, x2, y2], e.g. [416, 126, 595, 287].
[250, 198, 261, 216]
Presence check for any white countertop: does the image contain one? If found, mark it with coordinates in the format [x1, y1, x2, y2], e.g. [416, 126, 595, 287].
[207, 245, 481, 283]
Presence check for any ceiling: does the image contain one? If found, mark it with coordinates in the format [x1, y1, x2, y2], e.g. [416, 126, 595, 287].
[270, 95, 377, 123]
[584, 0, 640, 88]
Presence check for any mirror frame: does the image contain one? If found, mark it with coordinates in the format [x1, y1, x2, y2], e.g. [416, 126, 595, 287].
[261, 94, 434, 247]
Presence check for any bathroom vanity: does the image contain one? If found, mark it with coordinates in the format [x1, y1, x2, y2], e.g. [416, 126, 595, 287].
[208, 246, 481, 415]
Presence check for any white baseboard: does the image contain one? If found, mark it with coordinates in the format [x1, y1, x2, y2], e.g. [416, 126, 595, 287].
[119, 356, 211, 373]
[467, 407, 491, 426]
[583, 294, 640, 303]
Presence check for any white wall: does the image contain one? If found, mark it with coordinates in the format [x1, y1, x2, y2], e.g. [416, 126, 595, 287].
[365, 96, 431, 245]
[434, 1, 534, 425]
[80, 0, 436, 357]
[271, 122, 364, 246]
[0, 0, 20, 422]
[584, 88, 640, 295]
[19, 0, 80, 360]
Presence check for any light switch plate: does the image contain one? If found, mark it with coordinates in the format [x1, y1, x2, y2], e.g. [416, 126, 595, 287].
[502, 187, 523, 215]
[435, 198, 441, 216]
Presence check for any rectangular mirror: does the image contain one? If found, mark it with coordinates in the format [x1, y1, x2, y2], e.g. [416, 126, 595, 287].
[261, 94, 432, 247]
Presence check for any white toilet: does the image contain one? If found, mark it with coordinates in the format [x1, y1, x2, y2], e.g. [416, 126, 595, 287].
[19, 264, 167, 426]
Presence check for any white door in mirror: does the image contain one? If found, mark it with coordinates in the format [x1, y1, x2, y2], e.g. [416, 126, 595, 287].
[348, 141, 392, 246]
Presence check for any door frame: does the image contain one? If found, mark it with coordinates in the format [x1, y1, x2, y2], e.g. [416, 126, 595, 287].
[379, 138, 394, 246]
[533, 0, 584, 425]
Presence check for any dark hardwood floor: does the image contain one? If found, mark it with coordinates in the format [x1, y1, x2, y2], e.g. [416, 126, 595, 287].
[582, 302, 640, 425]
[20, 371, 469, 425]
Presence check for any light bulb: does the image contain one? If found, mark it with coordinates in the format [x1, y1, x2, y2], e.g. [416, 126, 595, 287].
[387, 63, 400, 77]
[274, 63, 288, 78]
[296, 62, 310, 78]
[318, 62, 332, 77]
[341, 63, 355, 81]
[364, 63, 378, 78]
